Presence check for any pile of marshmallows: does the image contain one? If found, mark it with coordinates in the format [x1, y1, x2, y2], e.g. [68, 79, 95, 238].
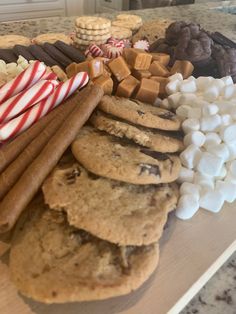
[162, 73, 236, 219]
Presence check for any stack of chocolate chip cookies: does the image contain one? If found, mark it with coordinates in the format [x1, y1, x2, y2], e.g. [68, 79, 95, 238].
[9, 95, 183, 304]
[74, 16, 111, 50]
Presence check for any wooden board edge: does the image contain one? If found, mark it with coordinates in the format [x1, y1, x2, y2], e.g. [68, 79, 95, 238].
[168, 240, 236, 314]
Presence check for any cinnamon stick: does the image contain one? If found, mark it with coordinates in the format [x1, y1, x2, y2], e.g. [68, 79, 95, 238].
[0, 85, 103, 233]
[0, 89, 89, 200]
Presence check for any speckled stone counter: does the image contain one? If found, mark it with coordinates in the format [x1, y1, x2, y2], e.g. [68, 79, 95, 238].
[0, 2, 236, 313]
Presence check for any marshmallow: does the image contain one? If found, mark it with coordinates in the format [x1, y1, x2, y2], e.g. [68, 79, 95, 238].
[176, 105, 191, 118]
[202, 103, 218, 116]
[169, 73, 183, 82]
[200, 114, 221, 132]
[213, 79, 225, 91]
[203, 85, 219, 102]
[166, 80, 180, 95]
[177, 166, 194, 183]
[207, 143, 230, 162]
[184, 131, 205, 147]
[199, 190, 225, 213]
[179, 93, 197, 106]
[227, 141, 236, 161]
[197, 152, 224, 177]
[221, 76, 234, 86]
[180, 144, 202, 169]
[175, 194, 199, 220]
[221, 114, 232, 126]
[188, 107, 202, 119]
[216, 180, 236, 203]
[222, 85, 236, 99]
[167, 93, 181, 109]
[220, 124, 236, 143]
[196, 76, 213, 91]
[160, 98, 171, 110]
[215, 165, 227, 180]
[182, 118, 200, 134]
[224, 172, 236, 184]
[194, 172, 215, 190]
[0, 60, 6, 73]
[215, 99, 233, 114]
[180, 80, 197, 93]
[227, 160, 236, 177]
[203, 132, 221, 147]
[180, 182, 200, 200]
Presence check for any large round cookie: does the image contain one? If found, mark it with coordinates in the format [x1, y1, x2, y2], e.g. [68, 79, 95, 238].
[71, 127, 181, 185]
[42, 156, 178, 245]
[98, 95, 181, 131]
[0, 35, 31, 49]
[90, 110, 184, 153]
[10, 195, 158, 303]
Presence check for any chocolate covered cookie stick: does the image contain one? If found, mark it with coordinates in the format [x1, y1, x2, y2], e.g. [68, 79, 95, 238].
[13, 45, 35, 61]
[54, 40, 86, 63]
[43, 43, 73, 68]
[0, 49, 18, 63]
[0, 91, 86, 200]
[0, 85, 104, 233]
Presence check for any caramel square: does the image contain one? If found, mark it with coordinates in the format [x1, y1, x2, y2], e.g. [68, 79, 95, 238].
[150, 76, 169, 96]
[170, 60, 194, 79]
[132, 69, 151, 80]
[128, 49, 153, 70]
[108, 56, 131, 82]
[149, 61, 170, 77]
[135, 78, 160, 104]
[93, 75, 113, 95]
[151, 53, 170, 66]
[89, 58, 104, 79]
[116, 75, 140, 98]
[66, 62, 78, 78]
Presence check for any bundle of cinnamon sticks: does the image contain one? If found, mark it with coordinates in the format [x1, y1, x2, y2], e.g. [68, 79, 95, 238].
[0, 84, 104, 233]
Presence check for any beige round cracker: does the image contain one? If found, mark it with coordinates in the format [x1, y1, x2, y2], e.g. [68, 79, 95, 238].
[75, 27, 110, 36]
[0, 35, 31, 49]
[116, 14, 142, 25]
[33, 33, 72, 45]
[112, 20, 141, 31]
[76, 33, 111, 41]
[111, 26, 132, 39]
[75, 16, 111, 30]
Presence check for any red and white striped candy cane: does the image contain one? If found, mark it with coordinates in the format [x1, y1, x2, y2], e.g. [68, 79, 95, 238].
[41, 71, 58, 81]
[0, 61, 46, 104]
[0, 80, 54, 124]
[0, 72, 89, 141]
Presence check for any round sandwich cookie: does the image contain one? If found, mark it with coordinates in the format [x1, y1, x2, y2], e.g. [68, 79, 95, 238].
[75, 16, 111, 30]
[111, 26, 132, 40]
[0, 35, 31, 49]
[42, 155, 178, 245]
[98, 95, 182, 131]
[112, 20, 141, 32]
[76, 33, 111, 41]
[33, 33, 72, 45]
[90, 110, 184, 153]
[75, 27, 110, 36]
[116, 14, 142, 25]
[71, 126, 181, 185]
[10, 194, 159, 303]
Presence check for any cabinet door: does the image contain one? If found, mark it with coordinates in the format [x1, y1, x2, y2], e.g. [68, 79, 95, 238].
[96, 0, 124, 12]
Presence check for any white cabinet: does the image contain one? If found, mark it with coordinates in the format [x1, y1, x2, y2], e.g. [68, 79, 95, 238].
[0, 0, 66, 22]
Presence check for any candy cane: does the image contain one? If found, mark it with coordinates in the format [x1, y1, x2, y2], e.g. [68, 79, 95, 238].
[0, 61, 46, 104]
[0, 72, 89, 141]
[41, 71, 58, 81]
[0, 80, 54, 124]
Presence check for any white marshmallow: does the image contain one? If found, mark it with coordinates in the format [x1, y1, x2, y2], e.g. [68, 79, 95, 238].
[184, 131, 205, 147]
[200, 114, 221, 132]
[177, 167, 194, 183]
[215, 165, 227, 180]
[194, 172, 215, 190]
[196, 76, 213, 91]
[160, 98, 171, 110]
[180, 182, 200, 200]
[216, 180, 236, 203]
[220, 124, 236, 143]
[187, 107, 202, 119]
[213, 79, 225, 91]
[221, 114, 232, 126]
[203, 85, 219, 102]
[180, 144, 202, 169]
[227, 141, 236, 161]
[0, 60, 6, 73]
[224, 172, 236, 184]
[180, 80, 197, 93]
[221, 76, 234, 86]
[167, 93, 181, 109]
[179, 93, 198, 106]
[229, 107, 236, 120]
[175, 194, 199, 220]
[169, 73, 183, 82]
[15, 64, 24, 75]
[182, 118, 200, 134]
[202, 104, 219, 116]
[227, 160, 236, 177]
[197, 152, 224, 177]
[176, 105, 191, 118]
[166, 80, 180, 95]
[207, 143, 230, 162]
[222, 85, 236, 99]
[215, 99, 233, 114]
[199, 190, 225, 213]
[203, 132, 221, 147]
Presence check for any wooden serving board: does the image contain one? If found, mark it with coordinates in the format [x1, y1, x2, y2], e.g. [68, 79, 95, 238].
[0, 204, 236, 314]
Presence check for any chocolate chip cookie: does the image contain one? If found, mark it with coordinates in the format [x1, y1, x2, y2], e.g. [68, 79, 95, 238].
[10, 194, 159, 303]
[90, 110, 184, 153]
[71, 127, 181, 185]
[42, 157, 178, 246]
[98, 96, 181, 131]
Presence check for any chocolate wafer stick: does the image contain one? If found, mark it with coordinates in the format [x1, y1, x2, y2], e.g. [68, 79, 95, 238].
[0, 84, 103, 233]
[0, 90, 88, 200]
[0, 97, 70, 173]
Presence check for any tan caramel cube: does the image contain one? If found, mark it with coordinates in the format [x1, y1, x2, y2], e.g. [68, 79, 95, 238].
[130, 50, 152, 70]
[171, 60, 194, 79]
[116, 75, 140, 98]
[135, 78, 160, 104]
[149, 61, 170, 77]
[103, 64, 112, 77]
[66, 62, 78, 78]
[89, 58, 104, 79]
[150, 76, 169, 96]
[93, 75, 113, 95]
[108, 56, 131, 82]
[132, 69, 151, 80]
[151, 53, 170, 66]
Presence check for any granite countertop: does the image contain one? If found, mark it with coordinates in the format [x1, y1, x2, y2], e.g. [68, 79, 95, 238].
[0, 2, 236, 314]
